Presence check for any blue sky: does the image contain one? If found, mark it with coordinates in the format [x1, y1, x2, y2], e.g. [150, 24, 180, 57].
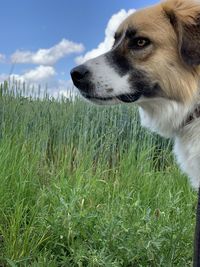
[0, 0, 158, 95]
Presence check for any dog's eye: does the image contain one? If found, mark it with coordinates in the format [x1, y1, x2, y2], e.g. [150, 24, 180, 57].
[137, 39, 148, 47]
[129, 37, 150, 50]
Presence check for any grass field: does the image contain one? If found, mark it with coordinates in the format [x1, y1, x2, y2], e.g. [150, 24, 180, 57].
[0, 81, 197, 266]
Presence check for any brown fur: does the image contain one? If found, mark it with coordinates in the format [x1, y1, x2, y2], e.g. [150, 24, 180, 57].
[115, 0, 200, 103]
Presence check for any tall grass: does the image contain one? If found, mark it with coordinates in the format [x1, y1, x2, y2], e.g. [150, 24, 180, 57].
[0, 82, 197, 266]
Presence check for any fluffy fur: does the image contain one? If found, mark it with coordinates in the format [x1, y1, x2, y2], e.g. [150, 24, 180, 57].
[71, 0, 200, 189]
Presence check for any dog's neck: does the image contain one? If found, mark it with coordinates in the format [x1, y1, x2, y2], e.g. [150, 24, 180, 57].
[182, 104, 200, 128]
[138, 98, 200, 138]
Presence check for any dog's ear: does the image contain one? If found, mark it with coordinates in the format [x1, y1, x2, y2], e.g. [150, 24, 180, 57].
[163, 0, 200, 66]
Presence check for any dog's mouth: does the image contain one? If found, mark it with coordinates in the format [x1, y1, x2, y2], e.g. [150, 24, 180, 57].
[81, 92, 141, 103]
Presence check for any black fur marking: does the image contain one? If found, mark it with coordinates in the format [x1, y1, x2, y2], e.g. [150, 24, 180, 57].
[105, 50, 132, 76]
[82, 93, 140, 103]
[125, 28, 137, 39]
[114, 32, 122, 43]
[107, 28, 139, 76]
[129, 70, 163, 99]
[116, 93, 141, 103]
[82, 93, 113, 101]
[113, 33, 122, 48]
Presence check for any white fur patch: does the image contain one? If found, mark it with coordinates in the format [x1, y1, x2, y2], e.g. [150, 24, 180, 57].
[138, 97, 192, 137]
[85, 54, 131, 99]
[139, 97, 200, 189]
[174, 120, 200, 188]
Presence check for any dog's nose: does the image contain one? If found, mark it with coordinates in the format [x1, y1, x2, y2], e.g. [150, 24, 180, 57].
[70, 65, 90, 84]
[70, 65, 92, 93]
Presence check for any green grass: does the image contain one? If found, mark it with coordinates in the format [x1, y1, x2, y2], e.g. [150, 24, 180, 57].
[0, 83, 197, 266]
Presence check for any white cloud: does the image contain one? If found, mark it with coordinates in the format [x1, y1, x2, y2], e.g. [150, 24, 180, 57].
[0, 65, 56, 85]
[11, 39, 85, 65]
[0, 54, 6, 63]
[75, 9, 135, 64]
[22, 65, 56, 82]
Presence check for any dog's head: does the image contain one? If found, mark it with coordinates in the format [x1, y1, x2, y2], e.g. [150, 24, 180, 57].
[71, 0, 200, 136]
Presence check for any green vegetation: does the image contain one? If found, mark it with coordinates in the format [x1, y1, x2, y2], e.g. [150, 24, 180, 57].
[0, 81, 197, 266]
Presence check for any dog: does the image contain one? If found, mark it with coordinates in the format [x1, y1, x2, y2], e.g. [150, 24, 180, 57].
[71, 0, 200, 189]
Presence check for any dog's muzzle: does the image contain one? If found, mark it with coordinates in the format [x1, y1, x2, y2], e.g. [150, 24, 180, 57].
[70, 63, 141, 103]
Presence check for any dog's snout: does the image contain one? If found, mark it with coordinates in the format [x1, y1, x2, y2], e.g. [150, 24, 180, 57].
[70, 64, 93, 93]
[70, 65, 90, 83]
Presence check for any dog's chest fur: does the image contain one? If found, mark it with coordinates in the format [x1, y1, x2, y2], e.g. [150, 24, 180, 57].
[139, 99, 200, 189]
[174, 121, 200, 188]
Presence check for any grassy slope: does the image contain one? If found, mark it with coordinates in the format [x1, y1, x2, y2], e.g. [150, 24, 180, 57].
[0, 91, 197, 266]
